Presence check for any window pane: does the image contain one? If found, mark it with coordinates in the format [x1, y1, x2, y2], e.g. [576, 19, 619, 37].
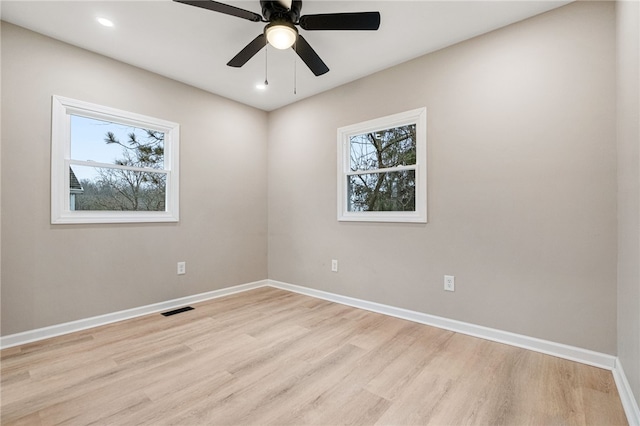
[349, 124, 416, 172]
[348, 170, 415, 212]
[71, 165, 166, 211]
[70, 115, 165, 169]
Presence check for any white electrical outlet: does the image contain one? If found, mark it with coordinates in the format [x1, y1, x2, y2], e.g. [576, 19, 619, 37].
[444, 275, 455, 291]
[331, 259, 338, 272]
[177, 261, 186, 275]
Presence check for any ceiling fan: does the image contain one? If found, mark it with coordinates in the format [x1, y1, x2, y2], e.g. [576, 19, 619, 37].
[173, 0, 381, 76]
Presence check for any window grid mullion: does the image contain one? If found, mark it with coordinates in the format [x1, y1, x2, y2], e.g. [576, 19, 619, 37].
[69, 159, 169, 175]
[346, 164, 417, 177]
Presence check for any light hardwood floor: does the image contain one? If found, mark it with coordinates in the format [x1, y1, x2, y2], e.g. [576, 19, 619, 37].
[1, 287, 628, 425]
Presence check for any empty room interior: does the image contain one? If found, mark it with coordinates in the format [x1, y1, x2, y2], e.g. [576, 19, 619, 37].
[1, 0, 639, 424]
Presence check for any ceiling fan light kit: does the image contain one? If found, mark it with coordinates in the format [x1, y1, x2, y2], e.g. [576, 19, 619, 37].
[174, 0, 380, 77]
[265, 21, 298, 50]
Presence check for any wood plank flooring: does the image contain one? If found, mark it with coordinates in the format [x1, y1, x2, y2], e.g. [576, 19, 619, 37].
[0, 287, 628, 425]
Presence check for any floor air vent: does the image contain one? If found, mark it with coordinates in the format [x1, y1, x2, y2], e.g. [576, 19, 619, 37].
[161, 306, 194, 317]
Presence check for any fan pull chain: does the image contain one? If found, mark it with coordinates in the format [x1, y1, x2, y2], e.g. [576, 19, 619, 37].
[264, 45, 269, 86]
[293, 42, 297, 95]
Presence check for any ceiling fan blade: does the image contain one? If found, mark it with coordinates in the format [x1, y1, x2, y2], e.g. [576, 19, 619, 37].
[294, 34, 329, 76]
[173, 0, 262, 22]
[227, 34, 267, 67]
[299, 11, 380, 31]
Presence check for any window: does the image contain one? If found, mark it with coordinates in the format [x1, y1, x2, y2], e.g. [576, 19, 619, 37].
[51, 96, 180, 224]
[337, 108, 427, 223]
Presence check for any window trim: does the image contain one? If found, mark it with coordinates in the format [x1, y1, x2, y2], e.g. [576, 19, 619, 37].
[51, 95, 180, 224]
[337, 107, 427, 223]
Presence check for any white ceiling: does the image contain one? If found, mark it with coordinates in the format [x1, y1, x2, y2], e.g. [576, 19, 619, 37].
[1, 0, 571, 111]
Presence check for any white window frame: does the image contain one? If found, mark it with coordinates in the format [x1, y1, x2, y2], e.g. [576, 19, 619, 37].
[337, 107, 427, 223]
[51, 95, 180, 224]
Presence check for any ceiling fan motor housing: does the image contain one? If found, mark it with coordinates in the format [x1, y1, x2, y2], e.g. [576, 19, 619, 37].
[260, 0, 302, 23]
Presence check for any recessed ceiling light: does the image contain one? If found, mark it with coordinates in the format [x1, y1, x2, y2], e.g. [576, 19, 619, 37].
[97, 17, 114, 27]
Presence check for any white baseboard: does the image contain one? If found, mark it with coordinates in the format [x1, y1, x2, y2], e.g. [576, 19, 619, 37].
[267, 279, 617, 370]
[0, 280, 267, 349]
[270, 280, 640, 424]
[2, 278, 636, 425]
[613, 360, 640, 426]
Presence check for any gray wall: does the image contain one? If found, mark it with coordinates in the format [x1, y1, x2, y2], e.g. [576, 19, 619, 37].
[1, 23, 269, 335]
[268, 1, 617, 354]
[617, 0, 640, 406]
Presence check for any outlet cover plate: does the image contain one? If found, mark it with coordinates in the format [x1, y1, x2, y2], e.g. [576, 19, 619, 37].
[444, 275, 455, 291]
